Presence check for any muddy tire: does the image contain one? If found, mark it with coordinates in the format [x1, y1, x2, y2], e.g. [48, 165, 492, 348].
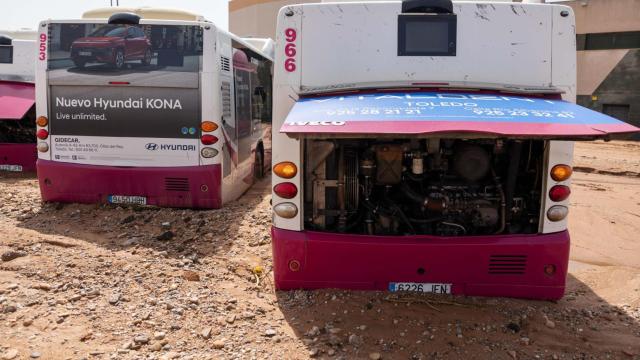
[254, 149, 264, 180]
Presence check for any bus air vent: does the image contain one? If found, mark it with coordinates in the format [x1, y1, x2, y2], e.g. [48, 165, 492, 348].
[221, 81, 232, 119]
[220, 56, 231, 72]
[488, 255, 527, 275]
[165, 177, 190, 192]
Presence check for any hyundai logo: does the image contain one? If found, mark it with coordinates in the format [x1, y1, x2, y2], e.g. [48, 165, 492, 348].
[145, 143, 158, 151]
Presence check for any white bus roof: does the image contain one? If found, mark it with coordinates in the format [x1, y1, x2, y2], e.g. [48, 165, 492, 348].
[82, 7, 207, 22]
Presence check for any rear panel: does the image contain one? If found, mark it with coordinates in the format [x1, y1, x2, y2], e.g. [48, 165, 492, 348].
[40, 21, 205, 167]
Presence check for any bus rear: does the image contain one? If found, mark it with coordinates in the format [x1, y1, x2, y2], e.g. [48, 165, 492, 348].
[270, 0, 639, 300]
[0, 34, 36, 173]
[36, 11, 272, 208]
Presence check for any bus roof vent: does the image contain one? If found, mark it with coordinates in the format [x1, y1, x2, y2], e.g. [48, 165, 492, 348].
[401, 0, 453, 14]
[107, 12, 141, 25]
[0, 35, 12, 45]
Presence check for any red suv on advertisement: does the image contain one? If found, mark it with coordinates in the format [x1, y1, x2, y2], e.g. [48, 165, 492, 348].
[70, 25, 152, 69]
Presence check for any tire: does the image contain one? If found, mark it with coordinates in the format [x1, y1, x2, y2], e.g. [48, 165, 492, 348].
[113, 49, 125, 69]
[141, 48, 152, 65]
[73, 59, 86, 68]
[254, 149, 264, 180]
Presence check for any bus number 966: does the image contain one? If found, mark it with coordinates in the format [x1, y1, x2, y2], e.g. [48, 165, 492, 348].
[284, 28, 296, 72]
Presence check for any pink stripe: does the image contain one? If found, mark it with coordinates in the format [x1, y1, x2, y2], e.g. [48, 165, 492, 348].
[281, 121, 639, 137]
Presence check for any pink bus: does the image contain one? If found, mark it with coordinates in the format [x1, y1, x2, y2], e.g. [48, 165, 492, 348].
[0, 34, 36, 173]
[35, 10, 273, 208]
[270, 1, 639, 300]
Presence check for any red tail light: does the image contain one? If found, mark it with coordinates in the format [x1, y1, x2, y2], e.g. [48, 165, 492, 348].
[274, 182, 298, 199]
[549, 185, 571, 202]
[201, 135, 218, 145]
[36, 129, 49, 140]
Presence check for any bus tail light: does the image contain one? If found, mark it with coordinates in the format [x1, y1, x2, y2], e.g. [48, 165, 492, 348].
[273, 162, 297, 179]
[201, 121, 218, 132]
[547, 205, 568, 222]
[36, 129, 49, 140]
[274, 202, 298, 218]
[550, 164, 572, 182]
[36, 116, 48, 127]
[549, 185, 571, 202]
[273, 182, 298, 199]
[201, 147, 218, 158]
[201, 135, 218, 145]
[37, 142, 49, 152]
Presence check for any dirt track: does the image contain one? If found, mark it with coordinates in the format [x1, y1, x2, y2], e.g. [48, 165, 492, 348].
[0, 141, 639, 360]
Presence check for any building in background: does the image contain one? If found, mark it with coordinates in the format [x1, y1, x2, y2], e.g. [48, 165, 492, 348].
[230, 0, 640, 133]
[565, 0, 640, 133]
[230, 0, 316, 39]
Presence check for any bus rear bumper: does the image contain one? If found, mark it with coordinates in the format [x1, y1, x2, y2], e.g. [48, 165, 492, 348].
[37, 160, 221, 209]
[271, 228, 570, 300]
[0, 143, 37, 172]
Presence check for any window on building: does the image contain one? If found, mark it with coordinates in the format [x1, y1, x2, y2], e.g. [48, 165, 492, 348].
[602, 104, 630, 122]
[577, 31, 640, 51]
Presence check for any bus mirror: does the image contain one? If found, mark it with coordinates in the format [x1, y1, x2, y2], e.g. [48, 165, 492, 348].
[108, 12, 141, 25]
[401, 0, 453, 14]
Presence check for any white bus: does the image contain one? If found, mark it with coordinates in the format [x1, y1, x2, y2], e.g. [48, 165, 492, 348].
[0, 31, 36, 172]
[35, 8, 273, 208]
[270, 0, 638, 299]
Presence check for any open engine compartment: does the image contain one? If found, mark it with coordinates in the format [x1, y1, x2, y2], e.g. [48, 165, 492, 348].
[303, 138, 545, 236]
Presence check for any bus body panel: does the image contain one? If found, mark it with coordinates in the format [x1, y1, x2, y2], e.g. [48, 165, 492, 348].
[0, 143, 37, 172]
[272, 227, 569, 300]
[37, 159, 221, 208]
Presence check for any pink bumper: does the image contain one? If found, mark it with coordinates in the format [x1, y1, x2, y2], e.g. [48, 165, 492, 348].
[0, 143, 37, 172]
[271, 228, 570, 300]
[37, 160, 221, 209]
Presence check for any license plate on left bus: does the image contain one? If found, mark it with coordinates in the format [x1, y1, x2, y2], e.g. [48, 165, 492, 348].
[389, 282, 452, 294]
[108, 195, 147, 205]
[0, 165, 23, 172]
[79, 51, 92, 56]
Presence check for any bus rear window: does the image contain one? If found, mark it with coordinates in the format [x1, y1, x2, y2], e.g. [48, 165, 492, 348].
[0, 46, 12, 64]
[47, 23, 203, 86]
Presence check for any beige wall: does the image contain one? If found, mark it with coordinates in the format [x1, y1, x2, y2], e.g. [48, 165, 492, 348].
[562, 0, 640, 95]
[565, 0, 640, 34]
[230, 0, 318, 39]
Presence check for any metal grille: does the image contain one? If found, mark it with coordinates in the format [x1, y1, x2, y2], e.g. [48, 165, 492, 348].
[488, 255, 527, 275]
[165, 178, 190, 192]
[221, 81, 232, 119]
[220, 56, 231, 72]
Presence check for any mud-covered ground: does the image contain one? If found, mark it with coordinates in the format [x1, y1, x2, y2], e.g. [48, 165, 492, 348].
[0, 141, 639, 360]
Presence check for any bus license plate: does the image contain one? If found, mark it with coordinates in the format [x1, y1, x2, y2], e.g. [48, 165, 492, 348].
[79, 51, 92, 56]
[0, 165, 23, 172]
[389, 282, 452, 294]
[108, 195, 147, 205]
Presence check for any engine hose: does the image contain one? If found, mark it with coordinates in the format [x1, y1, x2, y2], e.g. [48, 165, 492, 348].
[382, 197, 416, 234]
[400, 182, 446, 212]
[492, 169, 506, 234]
[505, 141, 523, 222]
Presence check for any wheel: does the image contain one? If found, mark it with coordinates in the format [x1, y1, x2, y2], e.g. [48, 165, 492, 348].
[113, 49, 125, 69]
[73, 59, 86, 68]
[254, 149, 264, 180]
[141, 48, 152, 65]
